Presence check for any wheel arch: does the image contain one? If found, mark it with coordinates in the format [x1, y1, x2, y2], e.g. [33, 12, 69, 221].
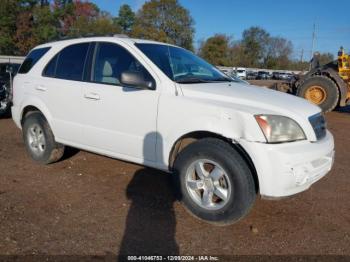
[21, 105, 41, 124]
[168, 130, 259, 193]
[20, 100, 53, 129]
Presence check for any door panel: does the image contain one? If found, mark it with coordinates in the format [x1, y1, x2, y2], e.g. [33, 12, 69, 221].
[38, 42, 90, 144]
[82, 83, 159, 161]
[81, 42, 159, 162]
[36, 78, 85, 144]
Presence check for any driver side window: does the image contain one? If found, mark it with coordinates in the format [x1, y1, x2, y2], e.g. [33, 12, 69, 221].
[92, 42, 154, 86]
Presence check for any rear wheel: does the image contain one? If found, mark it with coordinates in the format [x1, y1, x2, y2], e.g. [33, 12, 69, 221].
[297, 76, 339, 112]
[22, 112, 65, 164]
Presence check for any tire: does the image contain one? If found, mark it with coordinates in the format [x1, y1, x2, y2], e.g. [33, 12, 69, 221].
[22, 112, 65, 164]
[297, 76, 339, 112]
[173, 138, 256, 225]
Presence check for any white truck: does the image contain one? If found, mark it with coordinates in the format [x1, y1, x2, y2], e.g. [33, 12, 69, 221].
[12, 36, 334, 225]
[235, 67, 247, 79]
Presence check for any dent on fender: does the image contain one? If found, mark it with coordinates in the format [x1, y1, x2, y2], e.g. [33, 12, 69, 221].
[218, 111, 266, 143]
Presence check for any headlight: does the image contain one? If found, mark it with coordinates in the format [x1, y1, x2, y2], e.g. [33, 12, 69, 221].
[255, 115, 306, 143]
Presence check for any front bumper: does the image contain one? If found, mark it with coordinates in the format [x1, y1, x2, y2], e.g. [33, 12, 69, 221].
[239, 130, 334, 198]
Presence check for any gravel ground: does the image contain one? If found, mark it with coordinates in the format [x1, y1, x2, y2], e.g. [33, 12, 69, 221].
[0, 82, 349, 258]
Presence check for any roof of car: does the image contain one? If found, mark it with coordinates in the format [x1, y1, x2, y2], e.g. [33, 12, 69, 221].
[34, 36, 177, 49]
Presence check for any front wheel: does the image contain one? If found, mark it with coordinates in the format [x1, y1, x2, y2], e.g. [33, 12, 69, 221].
[173, 138, 256, 225]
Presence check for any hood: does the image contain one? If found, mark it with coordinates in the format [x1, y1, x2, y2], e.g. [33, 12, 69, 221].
[179, 82, 321, 118]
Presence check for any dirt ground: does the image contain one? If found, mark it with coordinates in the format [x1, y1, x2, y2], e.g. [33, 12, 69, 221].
[0, 81, 349, 258]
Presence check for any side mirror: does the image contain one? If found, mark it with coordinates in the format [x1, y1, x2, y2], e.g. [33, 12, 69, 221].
[120, 71, 155, 90]
[6, 65, 14, 74]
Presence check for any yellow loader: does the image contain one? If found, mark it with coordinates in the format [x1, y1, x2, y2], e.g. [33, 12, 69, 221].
[276, 47, 350, 112]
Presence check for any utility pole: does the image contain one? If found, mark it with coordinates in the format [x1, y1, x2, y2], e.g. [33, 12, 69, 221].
[311, 23, 316, 59]
[300, 48, 304, 63]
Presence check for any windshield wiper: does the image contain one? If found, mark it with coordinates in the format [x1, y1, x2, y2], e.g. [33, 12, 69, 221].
[210, 78, 233, 82]
[175, 76, 234, 84]
[175, 77, 211, 84]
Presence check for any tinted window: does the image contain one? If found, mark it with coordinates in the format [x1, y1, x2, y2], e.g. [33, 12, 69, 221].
[43, 54, 58, 77]
[18, 47, 50, 74]
[93, 42, 154, 85]
[136, 43, 230, 83]
[56, 43, 89, 81]
[12, 64, 20, 75]
[0, 64, 6, 74]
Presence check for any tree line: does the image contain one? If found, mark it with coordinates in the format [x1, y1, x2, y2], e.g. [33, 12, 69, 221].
[198, 30, 334, 71]
[0, 0, 334, 70]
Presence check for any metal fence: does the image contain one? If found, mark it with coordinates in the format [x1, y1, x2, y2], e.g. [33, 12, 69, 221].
[0, 55, 25, 64]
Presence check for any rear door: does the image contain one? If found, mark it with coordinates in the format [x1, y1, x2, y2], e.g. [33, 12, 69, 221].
[37, 42, 91, 144]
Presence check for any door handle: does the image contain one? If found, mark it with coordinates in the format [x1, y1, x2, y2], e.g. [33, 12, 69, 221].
[35, 85, 47, 91]
[84, 93, 100, 100]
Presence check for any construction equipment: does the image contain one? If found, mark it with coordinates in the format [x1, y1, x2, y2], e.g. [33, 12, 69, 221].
[274, 47, 350, 112]
[0, 63, 20, 117]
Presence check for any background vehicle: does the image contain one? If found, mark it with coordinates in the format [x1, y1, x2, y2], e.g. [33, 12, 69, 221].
[275, 47, 350, 112]
[278, 72, 288, 80]
[272, 71, 280, 80]
[234, 67, 247, 79]
[0, 63, 20, 117]
[246, 71, 258, 80]
[256, 71, 269, 80]
[230, 75, 250, 85]
[225, 71, 250, 84]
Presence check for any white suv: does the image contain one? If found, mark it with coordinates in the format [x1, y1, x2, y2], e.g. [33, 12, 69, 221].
[12, 36, 334, 225]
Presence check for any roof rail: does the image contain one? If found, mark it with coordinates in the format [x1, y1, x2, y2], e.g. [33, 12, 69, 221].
[58, 33, 111, 40]
[45, 33, 132, 45]
[49, 33, 129, 43]
[113, 34, 129, 38]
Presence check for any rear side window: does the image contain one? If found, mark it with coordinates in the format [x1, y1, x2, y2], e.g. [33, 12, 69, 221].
[18, 47, 50, 74]
[55, 43, 89, 81]
[43, 54, 58, 77]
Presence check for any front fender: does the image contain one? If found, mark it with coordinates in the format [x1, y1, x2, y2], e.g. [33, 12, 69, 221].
[157, 95, 265, 168]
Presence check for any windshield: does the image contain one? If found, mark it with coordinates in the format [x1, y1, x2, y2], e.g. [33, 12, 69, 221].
[135, 43, 232, 84]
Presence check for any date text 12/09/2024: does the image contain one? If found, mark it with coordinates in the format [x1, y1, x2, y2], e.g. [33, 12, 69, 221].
[127, 255, 219, 261]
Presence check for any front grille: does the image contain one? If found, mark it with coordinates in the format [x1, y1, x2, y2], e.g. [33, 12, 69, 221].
[309, 113, 326, 140]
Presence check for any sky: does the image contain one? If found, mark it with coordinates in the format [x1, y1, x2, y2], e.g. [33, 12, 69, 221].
[91, 0, 350, 60]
